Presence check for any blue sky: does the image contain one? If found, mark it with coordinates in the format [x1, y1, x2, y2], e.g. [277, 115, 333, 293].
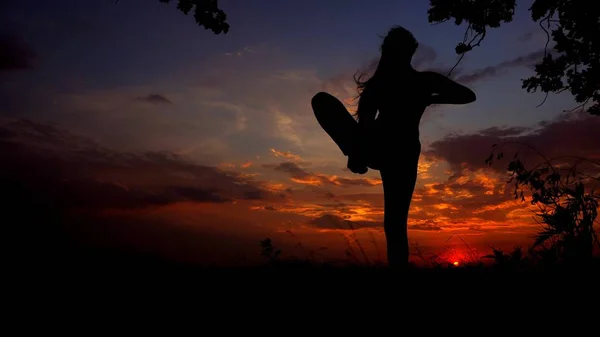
[0, 0, 581, 178]
[1, 1, 575, 137]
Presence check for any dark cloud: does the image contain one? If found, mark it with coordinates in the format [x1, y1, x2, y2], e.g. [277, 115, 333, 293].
[307, 214, 379, 230]
[478, 126, 531, 137]
[426, 111, 600, 173]
[268, 161, 307, 177]
[324, 192, 336, 199]
[0, 118, 273, 212]
[263, 161, 380, 187]
[455, 49, 545, 84]
[243, 190, 266, 200]
[166, 186, 232, 203]
[136, 94, 173, 105]
[0, 32, 36, 70]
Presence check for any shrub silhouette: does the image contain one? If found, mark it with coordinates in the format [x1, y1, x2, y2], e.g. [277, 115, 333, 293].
[486, 141, 599, 265]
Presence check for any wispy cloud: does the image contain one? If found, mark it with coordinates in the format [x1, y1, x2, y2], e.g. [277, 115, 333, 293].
[225, 46, 257, 57]
[0, 119, 278, 211]
[263, 161, 381, 188]
[455, 49, 546, 84]
[136, 93, 173, 105]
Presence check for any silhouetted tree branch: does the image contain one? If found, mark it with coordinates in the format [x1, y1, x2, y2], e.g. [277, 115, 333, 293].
[428, 0, 599, 116]
[116, 0, 230, 34]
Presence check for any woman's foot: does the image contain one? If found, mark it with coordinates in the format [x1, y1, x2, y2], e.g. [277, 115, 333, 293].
[347, 155, 368, 174]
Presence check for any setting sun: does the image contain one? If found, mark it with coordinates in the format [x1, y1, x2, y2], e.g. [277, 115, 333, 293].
[453, 261, 459, 266]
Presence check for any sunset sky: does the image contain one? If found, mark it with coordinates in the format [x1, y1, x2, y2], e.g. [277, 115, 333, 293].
[2, 0, 599, 266]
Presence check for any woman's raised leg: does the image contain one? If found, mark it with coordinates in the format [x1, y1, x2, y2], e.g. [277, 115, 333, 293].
[311, 92, 358, 156]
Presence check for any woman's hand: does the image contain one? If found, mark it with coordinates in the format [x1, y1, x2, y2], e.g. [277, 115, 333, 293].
[424, 71, 476, 105]
[348, 126, 369, 175]
[347, 155, 368, 175]
[425, 93, 440, 106]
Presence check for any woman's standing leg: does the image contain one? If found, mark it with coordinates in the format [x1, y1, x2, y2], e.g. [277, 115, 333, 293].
[380, 145, 421, 268]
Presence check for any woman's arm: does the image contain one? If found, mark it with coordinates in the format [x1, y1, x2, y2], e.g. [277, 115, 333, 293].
[424, 71, 476, 105]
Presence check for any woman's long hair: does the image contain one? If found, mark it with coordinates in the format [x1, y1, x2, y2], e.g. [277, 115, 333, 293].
[352, 26, 418, 121]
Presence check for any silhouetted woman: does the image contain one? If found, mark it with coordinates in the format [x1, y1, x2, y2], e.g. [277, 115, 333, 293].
[311, 26, 476, 268]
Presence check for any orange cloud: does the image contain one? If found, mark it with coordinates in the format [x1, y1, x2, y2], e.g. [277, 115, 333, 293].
[262, 182, 290, 192]
[283, 166, 539, 236]
[417, 156, 439, 180]
[291, 174, 381, 187]
[220, 163, 236, 169]
[264, 161, 381, 188]
[270, 148, 302, 162]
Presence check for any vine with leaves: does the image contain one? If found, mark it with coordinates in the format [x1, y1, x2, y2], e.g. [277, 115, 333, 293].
[428, 0, 599, 115]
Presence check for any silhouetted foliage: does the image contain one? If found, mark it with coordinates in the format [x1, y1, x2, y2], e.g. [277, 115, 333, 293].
[428, 0, 599, 115]
[116, 0, 229, 34]
[260, 238, 281, 262]
[486, 141, 600, 264]
[483, 246, 528, 269]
